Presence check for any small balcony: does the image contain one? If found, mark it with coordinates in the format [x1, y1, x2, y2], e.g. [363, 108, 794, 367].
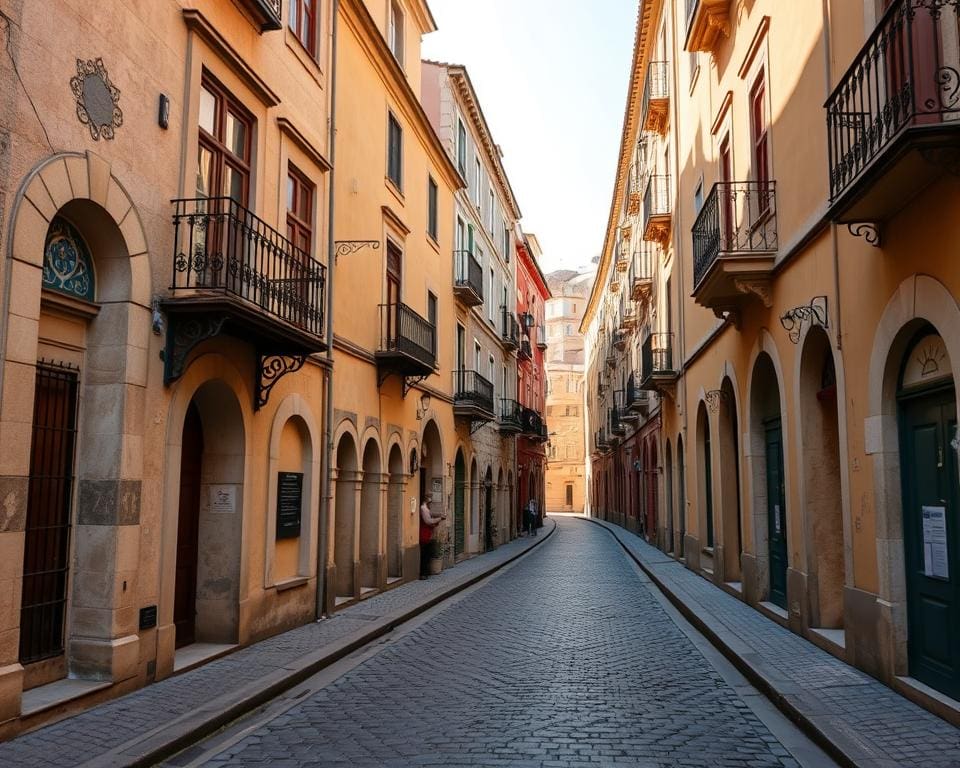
[535, 325, 548, 350]
[615, 237, 630, 272]
[643, 175, 672, 245]
[826, 0, 960, 224]
[608, 406, 625, 441]
[521, 406, 543, 437]
[620, 307, 637, 332]
[376, 302, 436, 391]
[642, 61, 669, 134]
[640, 332, 677, 394]
[631, 240, 654, 302]
[595, 427, 610, 453]
[164, 197, 326, 407]
[692, 181, 777, 316]
[605, 346, 617, 369]
[626, 372, 650, 415]
[683, 0, 730, 54]
[501, 308, 520, 350]
[519, 338, 533, 360]
[613, 329, 628, 352]
[453, 369, 495, 420]
[499, 398, 523, 434]
[239, 0, 283, 31]
[453, 250, 484, 307]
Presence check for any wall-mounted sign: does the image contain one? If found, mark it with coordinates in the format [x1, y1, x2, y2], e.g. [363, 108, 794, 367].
[277, 472, 304, 539]
[210, 485, 236, 514]
[922, 505, 949, 580]
[139, 605, 157, 630]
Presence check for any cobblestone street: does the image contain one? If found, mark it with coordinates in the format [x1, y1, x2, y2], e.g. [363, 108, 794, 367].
[178, 518, 821, 767]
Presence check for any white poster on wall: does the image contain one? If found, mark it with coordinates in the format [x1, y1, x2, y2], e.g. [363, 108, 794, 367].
[922, 505, 949, 580]
[210, 485, 236, 514]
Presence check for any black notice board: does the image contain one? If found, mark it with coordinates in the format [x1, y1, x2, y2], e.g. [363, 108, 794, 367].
[276, 471, 303, 539]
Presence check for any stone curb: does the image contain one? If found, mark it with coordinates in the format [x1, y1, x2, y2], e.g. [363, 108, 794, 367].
[581, 516, 862, 768]
[81, 521, 557, 768]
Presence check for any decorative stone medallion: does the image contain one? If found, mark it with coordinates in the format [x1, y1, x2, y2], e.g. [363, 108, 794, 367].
[69, 58, 123, 141]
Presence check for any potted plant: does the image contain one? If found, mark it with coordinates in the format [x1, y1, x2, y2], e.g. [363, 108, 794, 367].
[430, 528, 449, 575]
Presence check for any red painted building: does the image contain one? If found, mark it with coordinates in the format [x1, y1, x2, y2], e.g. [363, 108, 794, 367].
[515, 233, 551, 528]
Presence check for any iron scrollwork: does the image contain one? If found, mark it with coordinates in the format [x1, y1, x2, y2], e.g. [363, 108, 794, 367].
[779, 296, 829, 345]
[69, 58, 123, 141]
[163, 316, 227, 383]
[847, 222, 881, 247]
[334, 240, 381, 263]
[256, 354, 306, 410]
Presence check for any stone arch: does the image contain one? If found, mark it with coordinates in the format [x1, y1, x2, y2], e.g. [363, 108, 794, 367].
[453, 448, 467, 557]
[696, 400, 715, 554]
[717, 373, 743, 583]
[647, 436, 659, 546]
[469, 456, 480, 550]
[484, 465, 495, 551]
[332, 430, 359, 602]
[264, 394, 320, 588]
[359, 437, 383, 591]
[158, 352, 252, 674]
[867, 275, 960, 678]
[497, 467, 506, 546]
[386, 441, 406, 581]
[665, 437, 674, 554]
[507, 470, 515, 536]
[677, 433, 687, 558]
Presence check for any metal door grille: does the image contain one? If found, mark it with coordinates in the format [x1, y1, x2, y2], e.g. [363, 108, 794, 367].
[20, 361, 79, 664]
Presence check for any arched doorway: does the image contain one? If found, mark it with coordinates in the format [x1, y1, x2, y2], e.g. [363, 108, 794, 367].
[484, 467, 494, 551]
[469, 456, 479, 554]
[507, 471, 515, 536]
[697, 402, 715, 553]
[359, 439, 382, 592]
[420, 421, 444, 557]
[635, 445, 645, 536]
[678, 435, 686, 558]
[333, 433, 358, 601]
[497, 468, 505, 545]
[647, 439, 659, 546]
[897, 329, 959, 698]
[800, 328, 843, 629]
[718, 376, 742, 582]
[750, 352, 787, 609]
[454, 450, 466, 557]
[387, 444, 404, 581]
[665, 438, 674, 554]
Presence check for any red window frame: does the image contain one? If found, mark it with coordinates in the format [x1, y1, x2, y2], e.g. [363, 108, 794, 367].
[286, 165, 314, 255]
[197, 73, 253, 205]
[750, 72, 770, 213]
[290, 0, 319, 57]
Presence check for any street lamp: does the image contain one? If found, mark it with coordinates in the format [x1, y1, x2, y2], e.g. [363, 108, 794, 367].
[416, 392, 431, 420]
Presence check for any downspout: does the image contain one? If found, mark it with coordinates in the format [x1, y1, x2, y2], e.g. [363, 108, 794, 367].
[317, 0, 339, 620]
[822, 0, 842, 351]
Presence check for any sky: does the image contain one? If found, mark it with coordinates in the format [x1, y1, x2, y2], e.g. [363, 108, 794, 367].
[421, 0, 637, 275]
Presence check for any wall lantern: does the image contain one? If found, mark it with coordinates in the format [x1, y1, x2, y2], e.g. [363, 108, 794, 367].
[416, 392, 431, 420]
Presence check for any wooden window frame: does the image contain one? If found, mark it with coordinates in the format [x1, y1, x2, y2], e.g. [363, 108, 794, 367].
[290, 0, 319, 57]
[750, 71, 770, 208]
[286, 163, 314, 256]
[427, 176, 438, 240]
[387, 112, 403, 190]
[198, 72, 254, 205]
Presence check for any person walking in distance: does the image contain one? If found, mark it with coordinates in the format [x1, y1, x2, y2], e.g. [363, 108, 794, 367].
[524, 497, 537, 536]
[419, 493, 446, 579]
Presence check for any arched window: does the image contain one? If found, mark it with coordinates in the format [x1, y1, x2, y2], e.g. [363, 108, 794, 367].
[43, 216, 95, 301]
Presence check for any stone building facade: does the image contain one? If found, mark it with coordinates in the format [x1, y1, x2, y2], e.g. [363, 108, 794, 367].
[584, 0, 960, 723]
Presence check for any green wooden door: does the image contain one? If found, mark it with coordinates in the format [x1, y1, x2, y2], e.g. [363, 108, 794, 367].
[765, 419, 788, 609]
[454, 455, 465, 556]
[704, 426, 715, 548]
[900, 387, 960, 698]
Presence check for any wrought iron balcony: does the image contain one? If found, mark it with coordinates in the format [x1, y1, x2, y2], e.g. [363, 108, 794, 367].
[631, 240, 654, 302]
[684, 0, 730, 53]
[595, 427, 610, 452]
[608, 405, 625, 439]
[239, 0, 282, 31]
[643, 174, 672, 244]
[501, 308, 520, 350]
[453, 249, 484, 307]
[826, 0, 960, 223]
[519, 338, 533, 360]
[376, 302, 436, 393]
[535, 420, 549, 443]
[640, 332, 677, 394]
[499, 398, 523, 434]
[642, 61, 670, 134]
[691, 181, 777, 315]
[626, 372, 650, 414]
[453, 369, 495, 420]
[164, 197, 327, 408]
[521, 406, 543, 437]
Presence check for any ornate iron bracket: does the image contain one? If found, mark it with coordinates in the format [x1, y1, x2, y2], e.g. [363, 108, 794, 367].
[163, 315, 227, 384]
[705, 389, 728, 413]
[469, 417, 492, 435]
[847, 222, 881, 247]
[256, 354, 306, 411]
[334, 240, 380, 263]
[779, 295, 828, 344]
[376, 370, 426, 399]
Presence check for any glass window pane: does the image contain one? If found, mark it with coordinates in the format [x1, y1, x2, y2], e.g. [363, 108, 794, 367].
[287, 175, 295, 213]
[196, 146, 213, 197]
[224, 165, 244, 203]
[225, 111, 246, 158]
[299, 184, 311, 219]
[199, 86, 216, 134]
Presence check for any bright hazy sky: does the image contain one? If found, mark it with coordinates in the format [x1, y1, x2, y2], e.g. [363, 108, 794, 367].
[421, 0, 637, 274]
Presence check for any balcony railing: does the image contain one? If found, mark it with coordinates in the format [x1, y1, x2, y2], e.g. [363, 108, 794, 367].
[233, 0, 282, 30]
[454, 249, 484, 306]
[378, 302, 436, 370]
[626, 372, 650, 413]
[826, 0, 960, 213]
[501, 308, 520, 349]
[170, 197, 326, 340]
[692, 181, 778, 290]
[519, 338, 533, 360]
[642, 61, 669, 133]
[640, 332, 676, 391]
[609, 405, 625, 437]
[643, 174, 672, 242]
[631, 239, 655, 301]
[453, 369, 494, 416]
[499, 398, 523, 433]
[595, 428, 610, 452]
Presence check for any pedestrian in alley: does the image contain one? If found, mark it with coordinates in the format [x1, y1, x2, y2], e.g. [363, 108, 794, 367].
[525, 497, 537, 536]
[419, 493, 446, 579]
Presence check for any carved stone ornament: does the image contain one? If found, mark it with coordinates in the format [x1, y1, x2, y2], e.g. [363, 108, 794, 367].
[70, 58, 123, 141]
[733, 278, 773, 308]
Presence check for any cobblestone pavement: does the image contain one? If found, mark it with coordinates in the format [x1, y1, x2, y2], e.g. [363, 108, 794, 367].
[0, 526, 551, 768]
[192, 517, 806, 767]
[591, 517, 960, 768]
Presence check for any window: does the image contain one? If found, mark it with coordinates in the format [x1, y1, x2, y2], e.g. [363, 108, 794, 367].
[427, 291, 437, 356]
[474, 341, 481, 371]
[387, 112, 402, 189]
[502, 226, 511, 261]
[197, 75, 253, 204]
[565, 484, 573, 506]
[751, 72, 770, 209]
[489, 354, 496, 396]
[389, 0, 404, 65]
[694, 180, 704, 214]
[290, 0, 318, 56]
[427, 176, 438, 240]
[457, 119, 467, 174]
[488, 190, 494, 233]
[286, 165, 314, 254]
[488, 268, 494, 321]
[474, 158, 482, 207]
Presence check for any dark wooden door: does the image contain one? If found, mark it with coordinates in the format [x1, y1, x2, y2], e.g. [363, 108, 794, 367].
[454, 455, 465, 557]
[704, 426, 715, 548]
[174, 403, 204, 648]
[20, 364, 79, 665]
[900, 387, 960, 698]
[765, 419, 788, 609]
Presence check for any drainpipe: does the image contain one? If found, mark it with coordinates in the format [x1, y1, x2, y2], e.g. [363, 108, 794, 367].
[822, 0, 842, 351]
[317, 0, 339, 620]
